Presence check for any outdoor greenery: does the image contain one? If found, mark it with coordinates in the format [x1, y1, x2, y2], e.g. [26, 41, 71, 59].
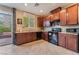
[0, 26, 11, 32]
[23, 16, 29, 27]
[0, 13, 11, 32]
[23, 16, 35, 27]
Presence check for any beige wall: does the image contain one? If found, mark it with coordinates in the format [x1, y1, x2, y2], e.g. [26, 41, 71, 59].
[16, 9, 38, 32]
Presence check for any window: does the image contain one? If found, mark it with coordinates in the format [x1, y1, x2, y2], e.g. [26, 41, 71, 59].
[0, 13, 11, 32]
[23, 16, 36, 28]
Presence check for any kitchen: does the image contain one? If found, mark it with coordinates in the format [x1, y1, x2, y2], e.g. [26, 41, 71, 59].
[0, 3, 79, 54]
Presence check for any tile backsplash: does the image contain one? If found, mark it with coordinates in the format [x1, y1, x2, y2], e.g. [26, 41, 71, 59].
[44, 25, 79, 32]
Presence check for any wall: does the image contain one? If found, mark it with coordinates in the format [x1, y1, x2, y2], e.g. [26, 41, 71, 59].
[16, 9, 38, 32]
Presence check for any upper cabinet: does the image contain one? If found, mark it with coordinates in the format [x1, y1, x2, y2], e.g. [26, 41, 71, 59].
[78, 4, 79, 24]
[38, 4, 79, 26]
[60, 4, 79, 25]
[53, 12, 60, 20]
[60, 9, 67, 25]
[47, 12, 60, 21]
[66, 4, 78, 25]
[37, 16, 45, 27]
[46, 15, 53, 21]
[50, 7, 61, 21]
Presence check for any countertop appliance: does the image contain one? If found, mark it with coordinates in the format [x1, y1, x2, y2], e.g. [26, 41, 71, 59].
[66, 28, 76, 33]
[48, 28, 61, 45]
[66, 28, 79, 34]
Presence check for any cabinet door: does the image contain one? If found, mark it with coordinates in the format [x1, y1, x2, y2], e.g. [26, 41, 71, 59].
[53, 12, 60, 20]
[66, 34, 78, 52]
[67, 4, 78, 25]
[29, 32, 36, 41]
[16, 33, 36, 45]
[58, 33, 66, 48]
[42, 32, 48, 41]
[37, 17, 44, 27]
[47, 14, 54, 21]
[60, 9, 67, 25]
[78, 5, 79, 24]
[16, 33, 27, 45]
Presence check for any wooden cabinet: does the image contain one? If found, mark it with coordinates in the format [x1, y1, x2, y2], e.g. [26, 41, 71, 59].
[58, 32, 78, 52]
[38, 4, 79, 25]
[53, 12, 60, 20]
[60, 9, 67, 25]
[66, 34, 78, 52]
[47, 15, 54, 21]
[16, 33, 26, 45]
[42, 32, 48, 41]
[59, 4, 79, 25]
[67, 4, 78, 25]
[47, 12, 60, 21]
[37, 16, 45, 27]
[78, 4, 79, 24]
[28, 32, 36, 42]
[16, 32, 36, 45]
[58, 33, 66, 48]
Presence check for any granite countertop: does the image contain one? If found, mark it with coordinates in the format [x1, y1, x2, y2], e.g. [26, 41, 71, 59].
[16, 31, 78, 35]
[16, 30, 49, 33]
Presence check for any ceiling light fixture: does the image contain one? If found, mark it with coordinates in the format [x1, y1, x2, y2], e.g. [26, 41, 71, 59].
[35, 3, 39, 7]
[25, 3, 27, 6]
[40, 10, 43, 13]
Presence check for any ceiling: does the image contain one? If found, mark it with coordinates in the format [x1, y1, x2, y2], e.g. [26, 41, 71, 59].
[0, 3, 71, 16]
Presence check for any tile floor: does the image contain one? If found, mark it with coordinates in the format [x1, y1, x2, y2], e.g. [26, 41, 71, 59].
[0, 37, 12, 46]
[0, 40, 78, 55]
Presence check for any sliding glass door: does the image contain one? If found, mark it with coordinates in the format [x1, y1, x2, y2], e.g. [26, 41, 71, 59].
[0, 13, 12, 46]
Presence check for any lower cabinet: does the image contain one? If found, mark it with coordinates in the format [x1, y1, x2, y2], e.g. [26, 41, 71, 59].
[16, 32, 36, 45]
[58, 33, 66, 48]
[66, 34, 78, 52]
[42, 32, 48, 41]
[58, 32, 78, 52]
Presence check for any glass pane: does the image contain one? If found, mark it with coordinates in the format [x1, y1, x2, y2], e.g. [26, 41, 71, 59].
[0, 13, 11, 32]
[29, 16, 35, 27]
[0, 13, 12, 46]
[23, 16, 29, 27]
